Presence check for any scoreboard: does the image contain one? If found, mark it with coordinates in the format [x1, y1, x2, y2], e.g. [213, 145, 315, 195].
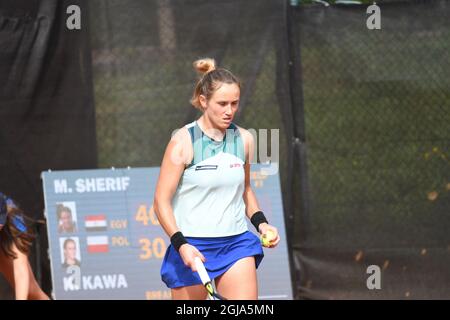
[42, 165, 292, 300]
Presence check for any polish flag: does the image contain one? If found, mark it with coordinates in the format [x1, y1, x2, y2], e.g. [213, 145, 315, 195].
[85, 215, 107, 232]
[87, 236, 109, 253]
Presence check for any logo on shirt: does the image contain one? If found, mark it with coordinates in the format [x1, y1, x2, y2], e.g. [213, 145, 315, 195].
[195, 165, 218, 171]
[230, 163, 242, 168]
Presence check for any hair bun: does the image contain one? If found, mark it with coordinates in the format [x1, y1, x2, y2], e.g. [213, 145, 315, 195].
[193, 58, 216, 75]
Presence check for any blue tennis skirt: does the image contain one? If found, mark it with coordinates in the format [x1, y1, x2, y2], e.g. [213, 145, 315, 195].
[161, 230, 264, 289]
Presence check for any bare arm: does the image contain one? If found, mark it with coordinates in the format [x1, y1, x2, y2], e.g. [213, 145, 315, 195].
[240, 128, 280, 247]
[240, 127, 262, 219]
[153, 128, 190, 238]
[26, 261, 50, 300]
[12, 243, 30, 300]
[244, 141, 261, 219]
[153, 127, 205, 269]
[243, 163, 263, 219]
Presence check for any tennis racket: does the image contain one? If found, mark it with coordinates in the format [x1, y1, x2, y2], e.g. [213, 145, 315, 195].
[194, 257, 227, 300]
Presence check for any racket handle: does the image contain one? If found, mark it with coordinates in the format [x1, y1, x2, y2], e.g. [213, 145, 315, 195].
[194, 257, 210, 285]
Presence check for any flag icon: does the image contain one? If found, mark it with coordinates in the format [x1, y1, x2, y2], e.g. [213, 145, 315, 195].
[85, 215, 107, 232]
[87, 236, 109, 253]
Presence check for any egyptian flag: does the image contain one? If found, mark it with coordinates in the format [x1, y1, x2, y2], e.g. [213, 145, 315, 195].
[87, 236, 109, 253]
[84, 215, 107, 232]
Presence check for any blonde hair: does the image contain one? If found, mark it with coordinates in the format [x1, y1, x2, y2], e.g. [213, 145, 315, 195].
[190, 58, 241, 110]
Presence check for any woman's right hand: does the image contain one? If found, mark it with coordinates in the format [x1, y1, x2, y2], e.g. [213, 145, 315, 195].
[178, 244, 205, 272]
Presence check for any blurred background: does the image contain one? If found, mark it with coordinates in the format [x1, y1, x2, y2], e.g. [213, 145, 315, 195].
[0, 0, 449, 299]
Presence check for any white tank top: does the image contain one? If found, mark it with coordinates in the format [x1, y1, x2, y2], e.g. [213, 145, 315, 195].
[172, 121, 248, 237]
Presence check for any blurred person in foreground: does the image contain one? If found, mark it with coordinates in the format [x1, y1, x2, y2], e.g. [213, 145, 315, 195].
[0, 192, 49, 300]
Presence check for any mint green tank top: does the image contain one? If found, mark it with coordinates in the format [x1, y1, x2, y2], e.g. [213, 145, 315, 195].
[172, 121, 248, 237]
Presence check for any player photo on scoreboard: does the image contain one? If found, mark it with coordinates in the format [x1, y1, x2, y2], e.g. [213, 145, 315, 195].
[56, 202, 78, 234]
[59, 237, 82, 270]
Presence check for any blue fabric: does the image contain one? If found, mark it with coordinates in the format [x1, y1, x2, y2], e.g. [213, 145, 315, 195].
[6, 197, 17, 208]
[161, 231, 264, 289]
[12, 214, 27, 233]
[0, 193, 27, 232]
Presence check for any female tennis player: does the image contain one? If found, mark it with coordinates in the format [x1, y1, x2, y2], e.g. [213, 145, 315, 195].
[154, 58, 280, 300]
[0, 192, 49, 300]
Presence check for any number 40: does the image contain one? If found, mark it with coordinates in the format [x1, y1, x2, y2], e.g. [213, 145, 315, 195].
[135, 205, 160, 226]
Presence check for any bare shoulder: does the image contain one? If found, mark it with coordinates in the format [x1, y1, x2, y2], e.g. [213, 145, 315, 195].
[170, 125, 190, 143]
[167, 125, 193, 166]
[236, 125, 256, 163]
[10, 241, 27, 261]
[236, 125, 254, 146]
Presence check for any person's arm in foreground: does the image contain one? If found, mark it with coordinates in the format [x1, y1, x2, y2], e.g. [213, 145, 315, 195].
[11, 243, 30, 300]
[153, 129, 205, 270]
[241, 129, 280, 247]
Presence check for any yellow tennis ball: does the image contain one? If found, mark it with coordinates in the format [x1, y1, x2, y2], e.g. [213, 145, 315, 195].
[261, 236, 270, 247]
[261, 230, 275, 247]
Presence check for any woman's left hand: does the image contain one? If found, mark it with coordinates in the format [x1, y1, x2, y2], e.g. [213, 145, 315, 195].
[258, 223, 280, 248]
